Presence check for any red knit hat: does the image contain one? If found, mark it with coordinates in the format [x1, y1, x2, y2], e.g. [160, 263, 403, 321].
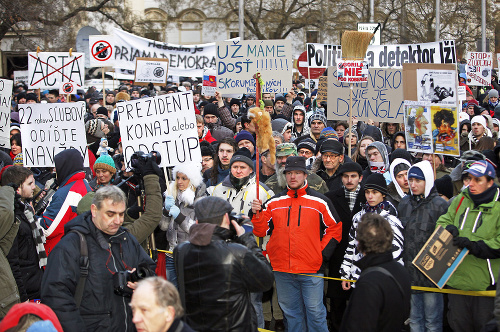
[0, 302, 63, 332]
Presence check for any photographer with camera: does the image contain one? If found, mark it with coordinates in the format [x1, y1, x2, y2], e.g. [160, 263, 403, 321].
[41, 185, 155, 332]
[174, 196, 274, 332]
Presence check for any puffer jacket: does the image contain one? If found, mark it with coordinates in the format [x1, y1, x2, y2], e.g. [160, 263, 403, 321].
[398, 161, 449, 289]
[162, 182, 206, 252]
[252, 182, 342, 274]
[174, 224, 274, 332]
[0, 186, 20, 318]
[41, 212, 155, 332]
[436, 185, 500, 291]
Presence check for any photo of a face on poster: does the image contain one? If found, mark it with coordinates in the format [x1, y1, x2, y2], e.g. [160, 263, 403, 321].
[416, 69, 457, 106]
[404, 101, 432, 153]
[431, 105, 459, 156]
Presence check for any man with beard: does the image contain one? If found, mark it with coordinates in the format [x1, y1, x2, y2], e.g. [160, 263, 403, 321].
[274, 96, 286, 117]
[211, 147, 274, 329]
[265, 143, 329, 194]
[259, 149, 275, 183]
[291, 105, 310, 140]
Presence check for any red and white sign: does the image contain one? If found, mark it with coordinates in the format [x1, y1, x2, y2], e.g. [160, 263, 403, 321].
[59, 82, 75, 95]
[296, 52, 325, 79]
[466, 52, 492, 86]
[89, 35, 114, 67]
[337, 60, 369, 83]
[28, 52, 85, 89]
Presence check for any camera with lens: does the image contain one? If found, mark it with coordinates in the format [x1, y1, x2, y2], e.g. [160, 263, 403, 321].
[229, 212, 250, 239]
[129, 150, 161, 175]
[113, 263, 155, 297]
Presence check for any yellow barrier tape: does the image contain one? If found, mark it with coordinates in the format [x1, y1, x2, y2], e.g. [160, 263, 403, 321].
[153, 251, 494, 297]
[258, 329, 273, 332]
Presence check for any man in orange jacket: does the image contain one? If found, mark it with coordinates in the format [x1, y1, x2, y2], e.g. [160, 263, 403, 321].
[251, 156, 342, 332]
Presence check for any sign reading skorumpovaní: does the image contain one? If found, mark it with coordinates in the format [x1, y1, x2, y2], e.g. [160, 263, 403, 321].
[18, 102, 89, 167]
[116, 91, 201, 168]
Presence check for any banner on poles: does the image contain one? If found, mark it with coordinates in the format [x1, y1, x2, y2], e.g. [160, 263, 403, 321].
[0, 79, 13, 148]
[216, 40, 292, 94]
[306, 43, 342, 68]
[466, 52, 492, 86]
[17, 102, 89, 167]
[326, 67, 404, 123]
[112, 28, 216, 77]
[116, 91, 201, 167]
[28, 52, 85, 89]
[89, 35, 115, 67]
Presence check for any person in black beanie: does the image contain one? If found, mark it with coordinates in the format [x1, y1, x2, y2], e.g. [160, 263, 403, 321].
[203, 103, 233, 141]
[434, 174, 453, 201]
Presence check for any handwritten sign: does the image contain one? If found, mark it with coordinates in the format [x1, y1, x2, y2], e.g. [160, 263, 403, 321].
[18, 102, 89, 167]
[116, 91, 201, 167]
[216, 40, 292, 94]
[327, 67, 404, 123]
[466, 52, 492, 86]
[317, 76, 328, 104]
[306, 43, 342, 68]
[28, 52, 85, 89]
[0, 79, 13, 148]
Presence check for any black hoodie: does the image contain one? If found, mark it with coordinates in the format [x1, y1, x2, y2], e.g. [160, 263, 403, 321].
[54, 149, 84, 186]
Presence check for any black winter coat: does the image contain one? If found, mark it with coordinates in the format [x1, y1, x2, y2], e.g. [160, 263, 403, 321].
[340, 251, 411, 332]
[174, 224, 274, 332]
[325, 185, 366, 298]
[41, 212, 155, 332]
[7, 200, 44, 301]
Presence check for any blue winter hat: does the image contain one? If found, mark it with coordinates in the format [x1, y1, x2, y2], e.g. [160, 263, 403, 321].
[408, 166, 425, 180]
[235, 130, 255, 146]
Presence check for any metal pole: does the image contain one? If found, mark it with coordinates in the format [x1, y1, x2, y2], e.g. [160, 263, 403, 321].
[435, 0, 440, 41]
[370, 0, 374, 22]
[239, 0, 244, 40]
[481, 0, 486, 51]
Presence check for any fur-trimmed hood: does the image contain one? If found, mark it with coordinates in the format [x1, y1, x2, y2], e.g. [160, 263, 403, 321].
[172, 162, 203, 188]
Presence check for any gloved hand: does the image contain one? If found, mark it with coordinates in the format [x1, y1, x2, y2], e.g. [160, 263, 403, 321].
[446, 225, 459, 238]
[453, 236, 471, 249]
[143, 157, 162, 177]
[127, 203, 144, 220]
[169, 205, 180, 219]
[164, 195, 175, 210]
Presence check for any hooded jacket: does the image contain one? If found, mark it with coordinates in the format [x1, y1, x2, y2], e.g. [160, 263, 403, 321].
[387, 158, 411, 203]
[40, 212, 155, 332]
[361, 125, 383, 142]
[39, 149, 92, 254]
[174, 224, 274, 332]
[290, 107, 310, 140]
[397, 162, 449, 289]
[362, 141, 392, 185]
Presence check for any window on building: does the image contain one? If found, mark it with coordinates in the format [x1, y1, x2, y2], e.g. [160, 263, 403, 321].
[306, 31, 319, 43]
[230, 31, 239, 39]
[145, 32, 161, 41]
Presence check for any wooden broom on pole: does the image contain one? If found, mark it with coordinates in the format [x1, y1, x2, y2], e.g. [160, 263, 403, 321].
[341, 30, 375, 158]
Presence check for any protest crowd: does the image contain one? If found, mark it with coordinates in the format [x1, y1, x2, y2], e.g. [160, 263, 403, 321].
[2, 58, 500, 332]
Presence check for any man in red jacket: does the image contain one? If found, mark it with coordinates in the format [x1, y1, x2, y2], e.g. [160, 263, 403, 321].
[251, 156, 342, 332]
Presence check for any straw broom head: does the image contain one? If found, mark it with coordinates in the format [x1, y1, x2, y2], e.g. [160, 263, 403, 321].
[341, 31, 374, 60]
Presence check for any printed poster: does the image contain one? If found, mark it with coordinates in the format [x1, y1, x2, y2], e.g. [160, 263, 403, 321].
[404, 101, 432, 153]
[431, 105, 459, 156]
[416, 69, 456, 105]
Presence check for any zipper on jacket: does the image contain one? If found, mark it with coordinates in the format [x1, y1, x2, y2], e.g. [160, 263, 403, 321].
[297, 206, 302, 226]
[109, 241, 128, 331]
[287, 206, 291, 226]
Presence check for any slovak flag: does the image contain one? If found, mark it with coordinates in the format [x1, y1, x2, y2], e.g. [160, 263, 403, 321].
[203, 75, 217, 87]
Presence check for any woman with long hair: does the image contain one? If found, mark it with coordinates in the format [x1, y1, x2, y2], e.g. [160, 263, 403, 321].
[352, 136, 375, 170]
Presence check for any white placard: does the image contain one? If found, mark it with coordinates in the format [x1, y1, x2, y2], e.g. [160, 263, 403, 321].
[416, 69, 457, 105]
[116, 91, 201, 167]
[13, 71, 28, 84]
[357, 23, 381, 45]
[201, 69, 217, 96]
[337, 60, 369, 83]
[306, 79, 319, 90]
[28, 52, 85, 89]
[466, 52, 492, 86]
[59, 82, 76, 95]
[134, 58, 169, 85]
[89, 35, 115, 67]
[306, 43, 342, 68]
[216, 40, 292, 94]
[0, 79, 13, 148]
[18, 102, 89, 167]
[457, 86, 466, 101]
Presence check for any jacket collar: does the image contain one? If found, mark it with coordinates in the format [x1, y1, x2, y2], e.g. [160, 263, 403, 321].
[354, 251, 394, 270]
[287, 181, 308, 198]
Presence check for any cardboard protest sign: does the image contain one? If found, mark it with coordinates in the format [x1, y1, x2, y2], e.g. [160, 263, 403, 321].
[14, 71, 28, 84]
[413, 226, 468, 289]
[402, 63, 458, 103]
[404, 101, 432, 153]
[215, 40, 292, 94]
[337, 61, 369, 83]
[134, 57, 169, 86]
[18, 102, 89, 167]
[116, 91, 201, 168]
[416, 69, 457, 105]
[89, 35, 114, 67]
[202, 69, 217, 96]
[466, 52, 492, 86]
[28, 52, 85, 89]
[316, 76, 328, 104]
[431, 105, 459, 156]
[306, 43, 342, 68]
[365, 40, 456, 68]
[326, 67, 404, 123]
[113, 28, 216, 77]
[0, 79, 13, 148]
